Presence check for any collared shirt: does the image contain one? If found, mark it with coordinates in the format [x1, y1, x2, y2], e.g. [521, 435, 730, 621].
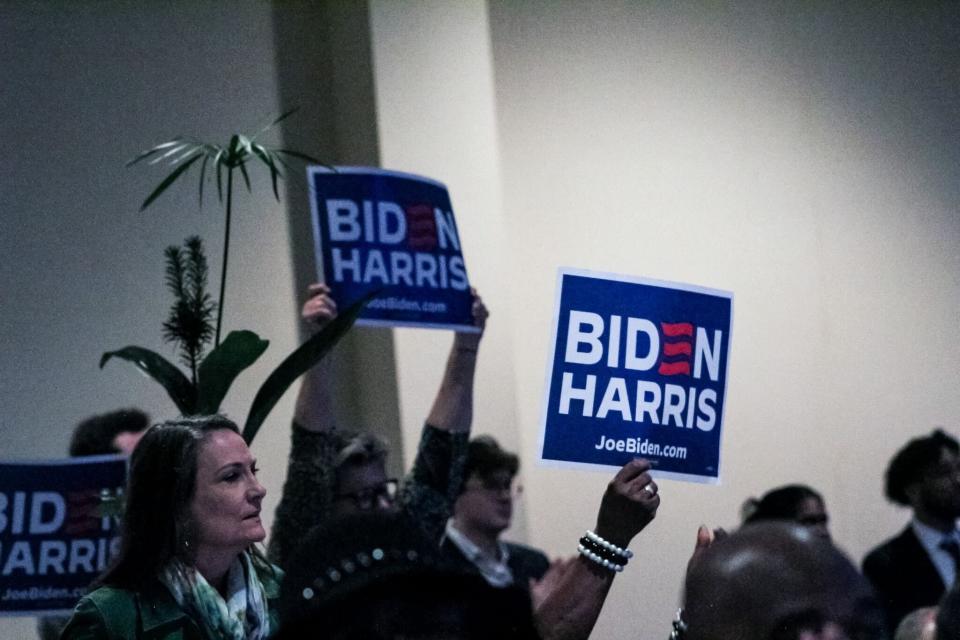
[444, 520, 514, 587]
[911, 518, 960, 588]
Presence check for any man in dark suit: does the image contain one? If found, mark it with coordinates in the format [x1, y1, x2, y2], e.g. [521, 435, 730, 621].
[863, 429, 960, 632]
[440, 436, 549, 590]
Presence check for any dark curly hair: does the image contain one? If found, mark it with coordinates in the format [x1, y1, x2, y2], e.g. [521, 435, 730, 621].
[885, 429, 959, 506]
[460, 435, 519, 494]
[743, 484, 823, 524]
[69, 408, 149, 457]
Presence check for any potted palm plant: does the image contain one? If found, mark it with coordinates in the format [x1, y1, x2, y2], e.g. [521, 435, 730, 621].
[101, 113, 368, 444]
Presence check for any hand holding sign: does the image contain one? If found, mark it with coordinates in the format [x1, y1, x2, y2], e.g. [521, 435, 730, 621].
[302, 281, 487, 338]
[453, 288, 489, 352]
[539, 269, 733, 483]
[302, 283, 338, 331]
[594, 458, 661, 548]
[309, 167, 475, 331]
[531, 458, 663, 640]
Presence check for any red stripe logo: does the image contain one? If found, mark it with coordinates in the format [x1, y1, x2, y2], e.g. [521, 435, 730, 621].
[663, 342, 692, 357]
[659, 321, 694, 376]
[405, 204, 437, 250]
[658, 361, 691, 376]
[661, 322, 693, 337]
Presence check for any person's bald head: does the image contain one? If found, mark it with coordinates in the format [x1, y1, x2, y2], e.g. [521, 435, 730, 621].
[683, 522, 886, 640]
[937, 583, 960, 640]
[894, 607, 936, 640]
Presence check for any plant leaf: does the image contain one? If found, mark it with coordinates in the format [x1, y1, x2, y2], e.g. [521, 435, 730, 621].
[168, 144, 205, 166]
[195, 330, 269, 414]
[100, 346, 197, 414]
[212, 148, 227, 202]
[239, 161, 252, 192]
[163, 237, 215, 384]
[149, 142, 196, 166]
[126, 138, 188, 167]
[252, 107, 299, 141]
[242, 290, 377, 444]
[226, 134, 244, 167]
[236, 134, 252, 154]
[139, 153, 203, 211]
[275, 149, 329, 167]
[198, 154, 210, 206]
[251, 143, 280, 200]
[272, 152, 294, 173]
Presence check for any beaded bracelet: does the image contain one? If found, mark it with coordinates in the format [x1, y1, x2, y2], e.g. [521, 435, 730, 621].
[578, 536, 628, 566]
[577, 529, 634, 572]
[584, 530, 634, 560]
[669, 607, 688, 640]
[577, 543, 625, 572]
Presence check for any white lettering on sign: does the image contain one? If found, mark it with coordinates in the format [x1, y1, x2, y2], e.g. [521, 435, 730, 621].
[557, 309, 723, 432]
[324, 198, 467, 292]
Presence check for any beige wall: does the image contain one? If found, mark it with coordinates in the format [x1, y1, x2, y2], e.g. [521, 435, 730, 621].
[3, 1, 959, 638]
[371, 1, 960, 637]
[487, 2, 960, 637]
[368, 0, 533, 538]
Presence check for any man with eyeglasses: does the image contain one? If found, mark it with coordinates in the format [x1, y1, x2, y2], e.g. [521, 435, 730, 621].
[269, 283, 489, 568]
[440, 435, 550, 590]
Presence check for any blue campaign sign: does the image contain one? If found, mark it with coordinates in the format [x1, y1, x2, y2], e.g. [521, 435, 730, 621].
[0, 456, 126, 616]
[538, 269, 733, 484]
[308, 167, 476, 331]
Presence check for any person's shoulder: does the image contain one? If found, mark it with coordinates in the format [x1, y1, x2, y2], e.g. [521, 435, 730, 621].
[439, 534, 473, 565]
[863, 526, 918, 570]
[60, 586, 138, 640]
[76, 585, 138, 615]
[506, 541, 547, 558]
[65, 581, 197, 640]
[506, 541, 550, 568]
[505, 542, 550, 582]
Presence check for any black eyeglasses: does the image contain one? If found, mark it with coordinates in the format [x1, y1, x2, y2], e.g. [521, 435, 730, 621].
[334, 479, 399, 510]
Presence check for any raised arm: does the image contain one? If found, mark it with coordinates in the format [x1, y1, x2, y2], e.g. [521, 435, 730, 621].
[533, 458, 661, 640]
[268, 283, 342, 567]
[401, 290, 488, 542]
[293, 283, 339, 432]
[425, 289, 488, 433]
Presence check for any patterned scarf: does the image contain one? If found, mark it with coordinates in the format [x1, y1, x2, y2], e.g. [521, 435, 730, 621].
[160, 551, 277, 640]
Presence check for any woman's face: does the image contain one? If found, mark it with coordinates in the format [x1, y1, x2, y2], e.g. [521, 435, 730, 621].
[189, 429, 267, 556]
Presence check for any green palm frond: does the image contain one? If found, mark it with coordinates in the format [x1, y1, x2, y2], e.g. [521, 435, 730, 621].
[129, 111, 325, 212]
[130, 108, 329, 347]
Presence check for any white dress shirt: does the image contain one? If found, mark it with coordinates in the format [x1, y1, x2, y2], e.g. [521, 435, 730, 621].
[444, 520, 514, 587]
[911, 518, 960, 588]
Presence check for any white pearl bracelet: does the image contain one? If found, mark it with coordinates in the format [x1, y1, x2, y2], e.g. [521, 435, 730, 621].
[585, 530, 634, 560]
[577, 544, 625, 572]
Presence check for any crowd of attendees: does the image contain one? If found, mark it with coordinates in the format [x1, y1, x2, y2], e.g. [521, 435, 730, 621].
[46, 283, 960, 640]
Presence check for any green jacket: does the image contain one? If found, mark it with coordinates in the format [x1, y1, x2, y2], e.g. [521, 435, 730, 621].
[59, 577, 281, 640]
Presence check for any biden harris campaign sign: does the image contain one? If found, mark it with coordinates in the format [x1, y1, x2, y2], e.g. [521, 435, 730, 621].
[0, 456, 126, 615]
[309, 167, 475, 332]
[539, 269, 733, 484]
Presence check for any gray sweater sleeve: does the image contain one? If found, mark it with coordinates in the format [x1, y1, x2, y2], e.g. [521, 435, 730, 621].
[267, 423, 341, 569]
[399, 424, 469, 545]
